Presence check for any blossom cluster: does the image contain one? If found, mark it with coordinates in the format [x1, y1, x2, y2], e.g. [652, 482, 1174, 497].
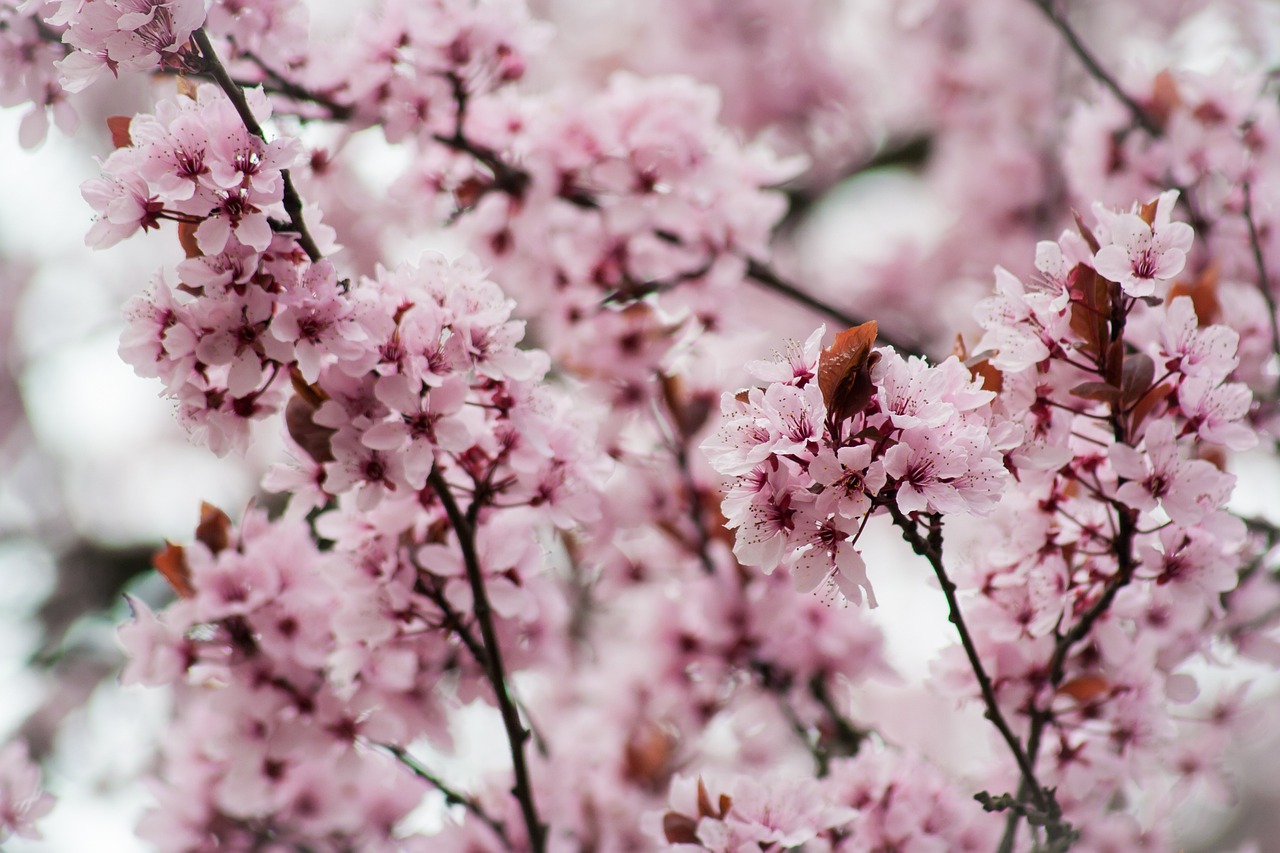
[954, 195, 1253, 828]
[51, 0, 204, 93]
[704, 324, 1010, 607]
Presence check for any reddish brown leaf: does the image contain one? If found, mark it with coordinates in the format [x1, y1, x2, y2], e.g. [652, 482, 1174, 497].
[818, 321, 879, 426]
[696, 777, 715, 819]
[177, 221, 202, 259]
[285, 394, 336, 464]
[1120, 352, 1155, 407]
[662, 813, 699, 845]
[1138, 198, 1159, 227]
[1167, 262, 1221, 326]
[1058, 675, 1111, 703]
[106, 116, 133, 149]
[622, 719, 677, 790]
[963, 349, 1003, 393]
[195, 502, 232, 555]
[1072, 211, 1102, 255]
[1067, 265, 1108, 358]
[1103, 339, 1125, 388]
[1129, 382, 1173, 434]
[152, 541, 194, 598]
[1147, 70, 1181, 129]
[1070, 381, 1122, 404]
[661, 375, 712, 439]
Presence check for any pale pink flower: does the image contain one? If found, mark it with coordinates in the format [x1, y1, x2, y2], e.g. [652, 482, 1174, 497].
[1157, 296, 1239, 381]
[1110, 421, 1235, 526]
[1176, 374, 1255, 451]
[0, 741, 54, 842]
[809, 444, 885, 520]
[1093, 190, 1193, 297]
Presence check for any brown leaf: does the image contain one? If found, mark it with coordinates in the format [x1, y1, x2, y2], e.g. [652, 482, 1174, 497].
[696, 777, 715, 819]
[1058, 674, 1111, 703]
[1129, 382, 1173, 434]
[1147, 70, 1181, 128]
[177, 221, 202, 259]
[622, 720, 677, 790]
[1103, 339, 1125, 388]
[1138, 198, 1159, 228]
[106, 116, 132, 149]
[195, 502, 232, 555]
[964, 350, 1003, 393]
[661, 375, 713, 439]
[662, 813, 699, 845]
[285, 394, 336, 464]
[152, 542, 194, 598]
[1070, 381, 1122, 404]
[1167, 262, 1220, 326]
[818, 321, 879, 427]
[1072, 211, 1102, 255]
[1120, 353, 1155, 408]
[176, 75, 198, 100]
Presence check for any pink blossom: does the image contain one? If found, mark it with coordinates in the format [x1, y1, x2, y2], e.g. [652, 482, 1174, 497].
[0, 741, 54, 842]
[1092, 190, 1193, 297]
[1110, 421, 1235, 526]
[56, 0, 206, 92]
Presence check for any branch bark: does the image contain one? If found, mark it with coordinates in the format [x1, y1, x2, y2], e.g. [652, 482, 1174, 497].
[428, 465, 547, 853]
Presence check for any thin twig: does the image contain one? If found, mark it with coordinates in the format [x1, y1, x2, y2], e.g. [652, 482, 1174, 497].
[428, 465, 546, 853]
[1028, 0, 1160, 136]
[743, 258, 922, 355]
[885, 506, 1061, 822]
[650, 387, 715, 575]
[190, 28, 323, 262]
[381, 743, 510, 845]
[1243, 182, 1280, 394]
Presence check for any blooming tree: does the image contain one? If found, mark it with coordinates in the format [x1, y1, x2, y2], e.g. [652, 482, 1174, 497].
[3, 0, 1280, 851]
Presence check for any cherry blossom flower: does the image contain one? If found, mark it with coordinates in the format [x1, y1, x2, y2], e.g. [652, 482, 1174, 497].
[0, 741, 55, 842]
[1110, 420, 1235, 526]
[1093, 190, 1193, 297]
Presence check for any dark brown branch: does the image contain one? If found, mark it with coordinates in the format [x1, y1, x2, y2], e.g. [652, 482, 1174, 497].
[1029, 1, 1160, 137]
[428, 465, 546, 853]
[423, 82, 918, 356]
[190, 28, 322, 262]
[241, 49, 354, 120]
[743, 258, 922, 356]
[1243, 182, 1280, 395]
[886, 505, 1072, 844]
[381, 743, 510, 845]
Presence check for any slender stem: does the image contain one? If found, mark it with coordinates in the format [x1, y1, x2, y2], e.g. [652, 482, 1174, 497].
[414, 570, 490, 669]
[381, 744, 510, 845]
[420, 81, 920, 356]
[885, 506, 1059, 818]
[190, 28, 323, 262]
[428, 465, 546, 853]
[1028, 0, 1160, 136]
[1243, 182, 1280, 395]
[743, 257, 922, 355]
[650, 387, 715, 575]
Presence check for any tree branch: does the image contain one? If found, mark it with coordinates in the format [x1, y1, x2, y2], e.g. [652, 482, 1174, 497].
[1028, 0, 1160, 136]
[381, 743, 510, 845]
[428, 465, 546, 853]
[886, 505, 1073, 844]
[190, 28, 323, 262]
[1243, 181, 1280, 396]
